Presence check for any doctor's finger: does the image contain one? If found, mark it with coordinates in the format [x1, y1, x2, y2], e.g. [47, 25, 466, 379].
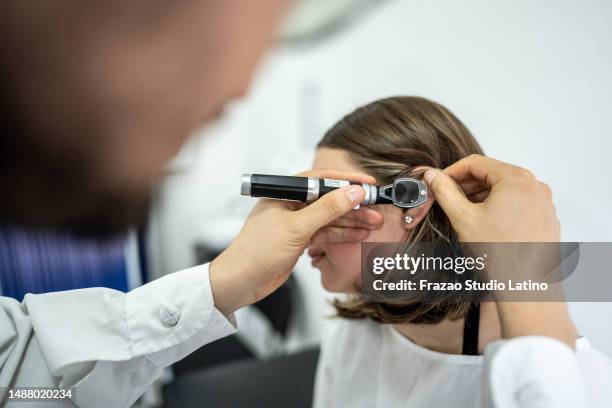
[294, 186, 365, 238]
[294, 169, 376, 185]
[456, 179, 489, 197]
[424, 169, 476, 222]
[329, 208, 384, 229]
[444, 154, 514, 187]
[311, 226, 370, 245]
[468, 190, 490, 203]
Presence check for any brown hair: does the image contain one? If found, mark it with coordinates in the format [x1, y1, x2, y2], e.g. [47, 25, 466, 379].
[318, 96, 484, 324]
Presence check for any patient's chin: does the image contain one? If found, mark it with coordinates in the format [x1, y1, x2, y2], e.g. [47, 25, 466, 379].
[320, 272, 353, 294]
[322, 282, 346, 293]
[320, 272, 338, 292]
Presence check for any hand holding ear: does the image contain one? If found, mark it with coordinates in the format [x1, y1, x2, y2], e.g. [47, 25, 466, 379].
[423, 154, 559, 243]
[423, 154, 575, 348]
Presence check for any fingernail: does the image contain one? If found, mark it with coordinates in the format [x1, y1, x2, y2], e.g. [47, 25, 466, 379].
[347, 187, 362, 204]
[424, 170, 437, 184]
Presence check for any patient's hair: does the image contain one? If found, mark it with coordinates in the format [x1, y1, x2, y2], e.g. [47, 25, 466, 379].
[318, 96, 484, 324]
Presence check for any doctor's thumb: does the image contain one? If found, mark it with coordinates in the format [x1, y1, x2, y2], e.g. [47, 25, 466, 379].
[294, 186, 365, 238]
[423, 169, 475, 223]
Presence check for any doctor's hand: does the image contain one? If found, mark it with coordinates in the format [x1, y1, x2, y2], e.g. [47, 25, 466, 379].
[210, 170, 380, 316]
[422, 154, 575, 348]
[421, 154, 559, 243]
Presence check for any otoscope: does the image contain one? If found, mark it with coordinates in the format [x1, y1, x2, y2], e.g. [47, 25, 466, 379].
[240, 174, 427, 208]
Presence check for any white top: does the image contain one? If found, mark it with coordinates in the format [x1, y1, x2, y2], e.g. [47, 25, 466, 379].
[314, 317, 612, 408]
[0, 263, 236, 407]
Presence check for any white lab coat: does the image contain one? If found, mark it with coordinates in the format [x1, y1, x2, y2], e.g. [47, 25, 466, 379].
[0, 263, 236, 407]
[2, 263, 610, 408]
[314, 317, 612, 408]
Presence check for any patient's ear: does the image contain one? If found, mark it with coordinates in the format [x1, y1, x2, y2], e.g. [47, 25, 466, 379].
[401, 195, 434, 230]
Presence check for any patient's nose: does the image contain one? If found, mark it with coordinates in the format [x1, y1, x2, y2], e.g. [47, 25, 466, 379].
[307, 245, 325, 258]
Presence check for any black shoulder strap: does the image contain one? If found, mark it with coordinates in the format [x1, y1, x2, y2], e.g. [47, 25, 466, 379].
[462, 302, 480, 356]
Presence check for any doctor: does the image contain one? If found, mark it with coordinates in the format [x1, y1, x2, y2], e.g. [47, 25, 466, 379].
[0, 1, 591, 407]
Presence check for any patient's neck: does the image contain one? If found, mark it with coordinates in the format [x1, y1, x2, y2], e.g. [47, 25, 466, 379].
[393, 302, 501, 355]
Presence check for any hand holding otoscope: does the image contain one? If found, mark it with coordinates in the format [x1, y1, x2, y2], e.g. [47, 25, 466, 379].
[211, 169, 383, 315]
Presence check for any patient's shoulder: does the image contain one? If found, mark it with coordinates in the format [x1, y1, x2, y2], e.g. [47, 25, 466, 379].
[323, 314, 381, 340]
[320, 317, 383, 364]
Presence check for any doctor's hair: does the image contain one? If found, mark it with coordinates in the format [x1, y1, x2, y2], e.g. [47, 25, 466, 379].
[317, 95, 484, 325]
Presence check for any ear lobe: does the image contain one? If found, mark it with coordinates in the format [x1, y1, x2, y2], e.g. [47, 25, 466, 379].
[402, 195, 434, 230]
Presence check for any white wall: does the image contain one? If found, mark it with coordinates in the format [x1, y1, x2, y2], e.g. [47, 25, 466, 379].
[150, 0, 612, 355]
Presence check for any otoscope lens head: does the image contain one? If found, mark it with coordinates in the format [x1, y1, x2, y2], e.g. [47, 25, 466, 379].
[394, 180, 420, 205]
[391, 178, 427, 208]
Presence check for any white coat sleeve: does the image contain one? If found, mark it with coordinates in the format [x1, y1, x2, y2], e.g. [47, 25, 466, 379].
[480, 336, 590, 408]
[0, 262, 237, 407]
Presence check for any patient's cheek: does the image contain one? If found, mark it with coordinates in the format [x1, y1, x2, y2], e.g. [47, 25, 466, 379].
[326, 243, 362, 286]
[323, 216, 405, 292]
[327, 243, 360, 264]
[368, 213, 406, 242]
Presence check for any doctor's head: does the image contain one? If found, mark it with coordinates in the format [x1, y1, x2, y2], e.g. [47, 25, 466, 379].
[310, 96, 484, 323]
[0, 0, 290, 235]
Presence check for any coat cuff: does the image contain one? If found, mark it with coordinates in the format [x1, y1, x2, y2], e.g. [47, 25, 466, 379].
[24, 263, 236, 374]
[482, 336, 588, 408]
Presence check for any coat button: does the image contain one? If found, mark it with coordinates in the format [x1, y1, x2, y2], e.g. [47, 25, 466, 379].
[158, 305, 181, 327]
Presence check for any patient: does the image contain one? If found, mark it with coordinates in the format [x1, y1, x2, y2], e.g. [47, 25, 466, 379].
[310, 96, 612, 407]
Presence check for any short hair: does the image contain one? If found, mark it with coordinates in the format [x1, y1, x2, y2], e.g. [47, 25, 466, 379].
[318, 96, 484, 324]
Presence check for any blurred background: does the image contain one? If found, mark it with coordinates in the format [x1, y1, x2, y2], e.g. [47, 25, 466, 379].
[2, 0, 611, 406]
